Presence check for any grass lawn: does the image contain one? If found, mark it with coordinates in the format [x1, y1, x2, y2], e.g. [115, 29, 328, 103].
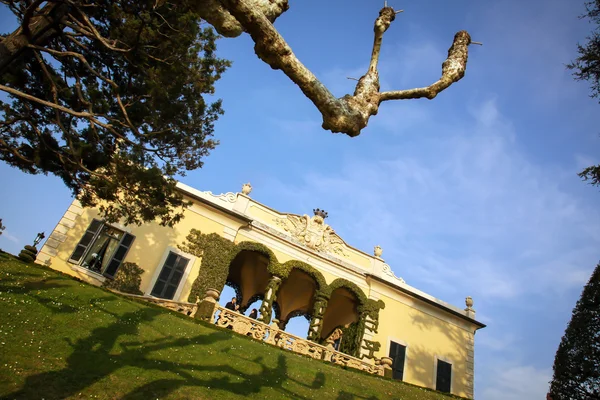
[0, 254, 462, 400]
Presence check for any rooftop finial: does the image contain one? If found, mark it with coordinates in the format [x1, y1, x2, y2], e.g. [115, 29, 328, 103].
[313, 208, 328, 219]
[241, 182, 252, 195]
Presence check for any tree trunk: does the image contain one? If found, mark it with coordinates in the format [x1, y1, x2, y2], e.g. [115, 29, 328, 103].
[0, 2, 71, 75]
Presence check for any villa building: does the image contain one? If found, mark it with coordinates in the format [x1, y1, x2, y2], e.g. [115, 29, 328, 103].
[36, 182, 485, 398]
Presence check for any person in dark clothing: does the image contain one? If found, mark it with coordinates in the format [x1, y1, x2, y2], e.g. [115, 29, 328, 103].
[249, 308, 258, 319]
[225, 297, 239, 312]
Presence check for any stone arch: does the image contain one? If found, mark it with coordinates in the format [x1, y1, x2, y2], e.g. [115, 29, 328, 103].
[328, 278, 368, 305]
[281, 260, 328, 292]
[231, 241, 280, 275]
[225, 250, 272, 310]
[320, 278, 368, 354]
[274, 260, 328, 332]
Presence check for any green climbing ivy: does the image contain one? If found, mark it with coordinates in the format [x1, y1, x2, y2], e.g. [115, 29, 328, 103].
[339, 320, 364, 358]
[281, 260, 329, 295]
[179, 228, 384, 356]
[329, 278, 368, 305]
[179, 229, 236, 303]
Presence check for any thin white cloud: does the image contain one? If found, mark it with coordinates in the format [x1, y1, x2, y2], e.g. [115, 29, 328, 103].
[0, 231, 19, 244]
[261, 97, 600, 306]
[481, 365, 552, 400]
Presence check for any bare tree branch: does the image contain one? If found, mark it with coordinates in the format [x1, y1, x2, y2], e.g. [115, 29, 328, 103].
[379, 31, 471, 101]
[212, 1, 477, 137]
[198, 0, 289, 38]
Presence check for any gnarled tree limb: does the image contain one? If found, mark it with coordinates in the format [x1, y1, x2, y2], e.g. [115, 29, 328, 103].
[211, 1, 476, 137]
[198, 0, 289, 38]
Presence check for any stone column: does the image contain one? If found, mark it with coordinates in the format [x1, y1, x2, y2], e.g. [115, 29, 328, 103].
[195, 288, 220, 322]
[258, 276, 281, 324]
[307, 293, 329, 342]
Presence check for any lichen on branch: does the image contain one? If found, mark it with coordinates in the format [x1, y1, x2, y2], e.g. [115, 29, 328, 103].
[204, 1, 476, 137]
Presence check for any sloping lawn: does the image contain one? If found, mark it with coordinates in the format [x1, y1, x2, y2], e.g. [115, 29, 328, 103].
[0, 254, 461, 400]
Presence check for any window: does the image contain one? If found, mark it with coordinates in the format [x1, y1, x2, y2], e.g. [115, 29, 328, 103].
[436, 359, 452, 393]
[150, 251, 190, 300]
[389, 341, 406, 380]
[69, 219, 135, 278]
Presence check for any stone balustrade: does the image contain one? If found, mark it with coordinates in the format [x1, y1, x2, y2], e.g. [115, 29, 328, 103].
[211, 305, 386, 376]
[108, 290, 198, 317]
[111, 290, 391, 377]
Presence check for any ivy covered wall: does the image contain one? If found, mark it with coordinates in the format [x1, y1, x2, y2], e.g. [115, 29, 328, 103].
[179, 228, 385, 358]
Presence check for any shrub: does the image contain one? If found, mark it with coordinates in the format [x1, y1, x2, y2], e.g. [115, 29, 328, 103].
[18, 251, 35, 263]
[102, 262, 144, 295]
[18, 246, 37, 263]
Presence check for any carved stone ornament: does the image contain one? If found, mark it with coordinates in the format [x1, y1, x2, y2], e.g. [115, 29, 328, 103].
[274, 212, 349, 258]
[374, 245, 383, 258]
[465, 296, 474, 311]
[205, 191, 237, 203]
[382, 263, 405, 284]
[242, 182, 252, 195]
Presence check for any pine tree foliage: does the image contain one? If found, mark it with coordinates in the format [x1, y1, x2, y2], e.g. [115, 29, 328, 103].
[0, 1, 230, 226]
[569, 1, 600, 189]
[549, 263, 600, 400]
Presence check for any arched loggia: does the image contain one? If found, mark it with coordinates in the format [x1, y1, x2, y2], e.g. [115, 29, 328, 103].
[180, 229, 384, 358]
[320, 278, 368, 357]
[273, 260, 328, 337]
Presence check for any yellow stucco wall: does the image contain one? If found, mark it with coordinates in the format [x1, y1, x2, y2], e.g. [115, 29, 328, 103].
[371, 282, 475, 398]
[41, 196, 245, 302]
[38, 194, 478, 398]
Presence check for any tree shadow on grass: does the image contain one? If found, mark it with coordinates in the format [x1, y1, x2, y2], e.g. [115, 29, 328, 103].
[7, 301, 391, 400]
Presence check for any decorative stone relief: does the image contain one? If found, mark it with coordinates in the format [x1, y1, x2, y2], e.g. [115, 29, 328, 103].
[205, 191, 237, 203]
[382, 263, 405, 283]
[273, 210, 349, 258]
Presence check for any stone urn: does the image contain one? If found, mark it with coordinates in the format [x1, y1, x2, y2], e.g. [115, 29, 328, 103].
[204, 288, 220, 303]
[374, 245, 383, 258]
[379, 356, 393, 369]
[465, 296, 474, 310]
[242, 182, 252, 195]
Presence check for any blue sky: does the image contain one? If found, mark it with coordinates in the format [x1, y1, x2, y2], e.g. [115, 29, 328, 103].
[1, 0, 599, 398]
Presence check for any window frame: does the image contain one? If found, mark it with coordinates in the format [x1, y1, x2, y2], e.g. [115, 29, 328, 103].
[433, 356, 453, 394]
[387, 337, 408, 381]
[68, 219, 134, 279]
[146, 246, 197, 302]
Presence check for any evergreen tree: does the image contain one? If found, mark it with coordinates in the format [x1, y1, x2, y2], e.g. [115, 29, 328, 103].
[549, 263, 600, 399]
[0, 1, 229, 226]
[569, 1, 600, 189]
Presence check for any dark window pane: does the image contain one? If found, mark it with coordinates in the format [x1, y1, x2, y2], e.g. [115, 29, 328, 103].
[78, 232, 96, 247]
[163, 284, 176, 300]
[436, 360, 452, 393]
[151, 252, 189, 300]
[89, 220, 102, 232]
[158, 266, 172, 281]
[389, 341, 406, 381]
[103, 233, 134, 278]
[151, 281, 166, 297]
[70, 220, 104, 262]
[70, 246, 87, 262]
[112, 246, 128, 262]
[120, 234, 134, 247]
[164, 253, 178, 268]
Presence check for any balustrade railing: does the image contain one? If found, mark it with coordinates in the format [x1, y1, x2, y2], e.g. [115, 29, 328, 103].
[111, 291, 389, 377]
[108, 290, 198, 317]
[211, 305, 385, 376]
